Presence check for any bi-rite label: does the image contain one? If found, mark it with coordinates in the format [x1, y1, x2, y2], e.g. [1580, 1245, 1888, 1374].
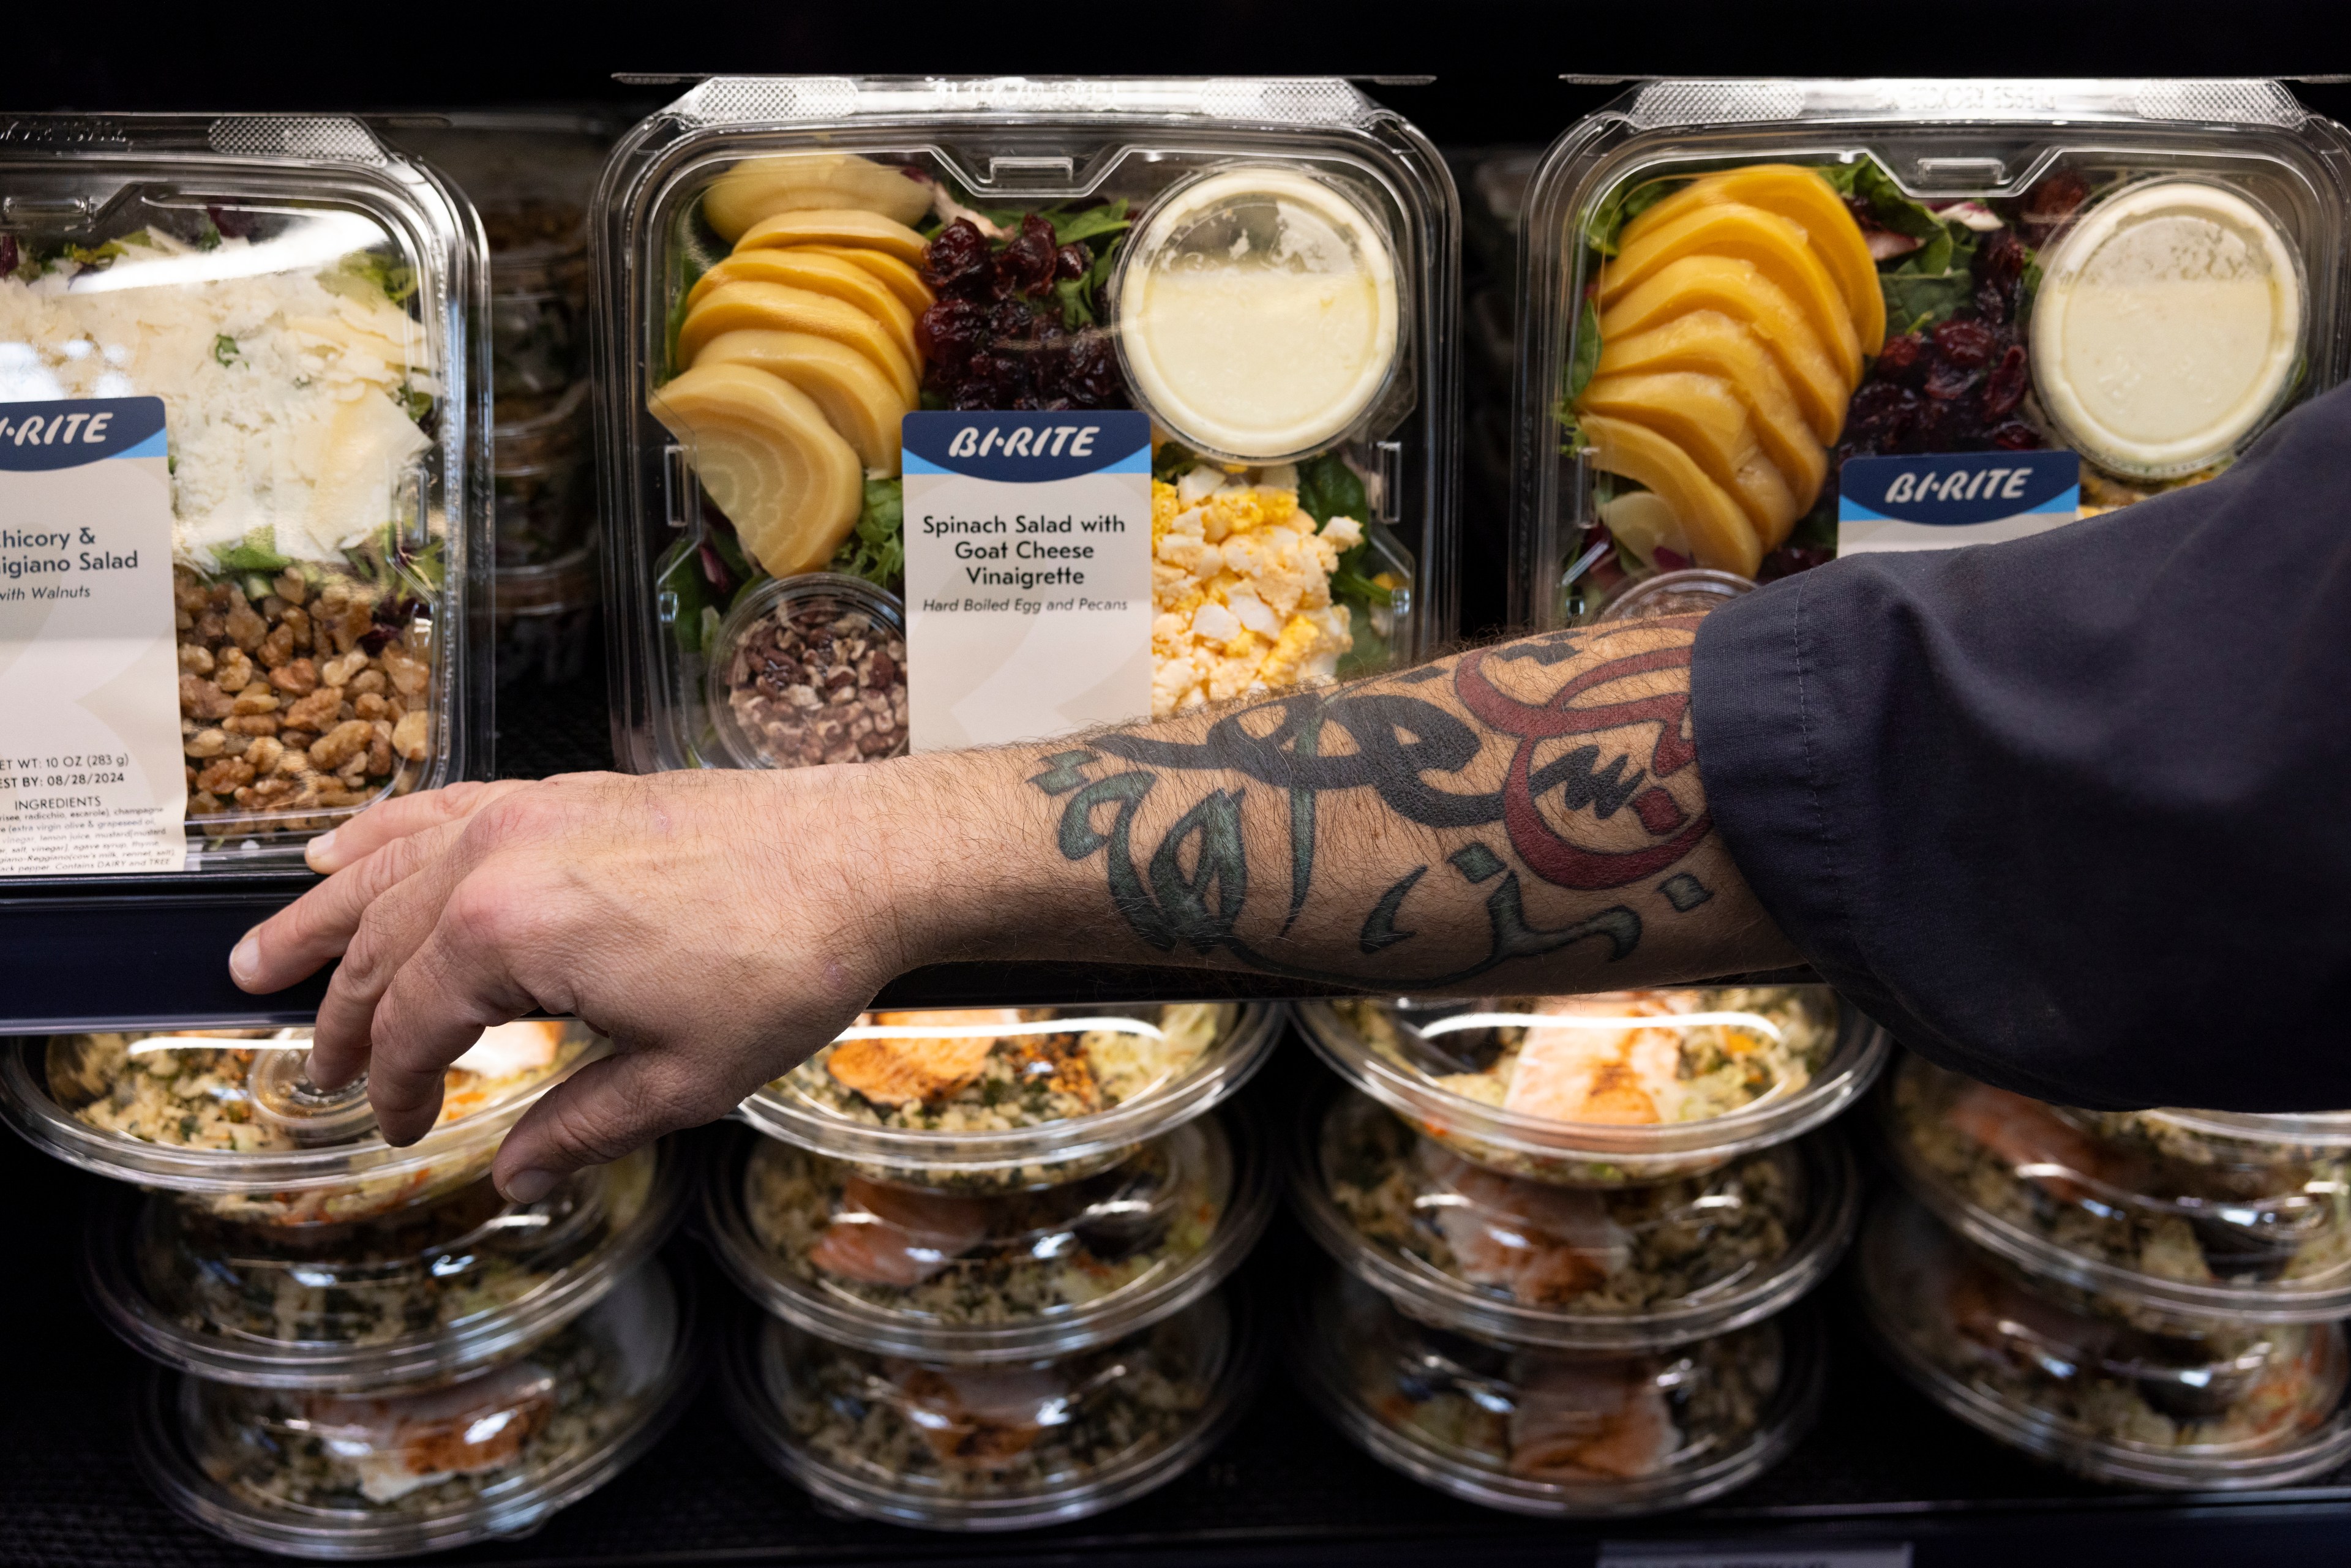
[0, 396, 188, 875]
[1837, 449, 2082, 555]
[901, 409, 1153, 752]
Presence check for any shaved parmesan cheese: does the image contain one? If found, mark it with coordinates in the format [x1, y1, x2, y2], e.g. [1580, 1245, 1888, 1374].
[0, 234, 434, 566]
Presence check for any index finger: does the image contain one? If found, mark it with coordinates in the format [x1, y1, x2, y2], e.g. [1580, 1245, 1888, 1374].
[305, 779, 530, 876]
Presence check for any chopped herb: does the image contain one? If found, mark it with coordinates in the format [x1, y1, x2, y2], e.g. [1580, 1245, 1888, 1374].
[337, 249, 417, 306]
[1152, 441, 1201, 484]
[212, 334, 239, 367]
[212, 536, 293, 575]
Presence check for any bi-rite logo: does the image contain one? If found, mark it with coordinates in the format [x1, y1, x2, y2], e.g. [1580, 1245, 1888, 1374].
[1839, 449, 2080, 527]
[904, 409, 1151, 484]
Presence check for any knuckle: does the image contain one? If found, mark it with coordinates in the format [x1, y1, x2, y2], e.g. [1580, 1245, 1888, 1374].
[441, 877, 519, 945]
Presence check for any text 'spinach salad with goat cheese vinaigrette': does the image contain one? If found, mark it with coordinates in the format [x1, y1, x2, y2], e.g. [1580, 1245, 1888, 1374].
[1510, 80, 2351, 626]
[0, 115, 489, 882]
[593, 77, 1458, 770]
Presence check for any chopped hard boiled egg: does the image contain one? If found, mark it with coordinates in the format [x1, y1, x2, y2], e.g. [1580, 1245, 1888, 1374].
[1150, 465, 1355, 717]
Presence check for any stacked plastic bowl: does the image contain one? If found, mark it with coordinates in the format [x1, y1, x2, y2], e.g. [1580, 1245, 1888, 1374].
[705, 1002, 1280, 1529]
[0, 1024, 692, 1558]
[1864, 1055, 2351, 1488]
[1289, 988, 1887, 1515]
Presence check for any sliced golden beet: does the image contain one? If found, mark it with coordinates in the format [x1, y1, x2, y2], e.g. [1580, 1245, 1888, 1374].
[1599, 202, 1861, 383]
[695, 329, 907, 475]
[1594, 310, 1827, 514]
[1599, 256, 1853, 443]
[648, 363, 864, 579]
[688, 250, 921, 372]
[798, 244, 936, 312]
[703, 154, 934, 243]
[1579, 412, 1761, 577]
[733, 208, 929, 266]
[1621, 165, 1885, 354]
[1580, 371, 1800, 547]
[678, 280, 918, 406]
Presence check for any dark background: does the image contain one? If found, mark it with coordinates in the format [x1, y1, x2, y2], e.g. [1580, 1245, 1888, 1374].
[10, 12, 2351, 1564]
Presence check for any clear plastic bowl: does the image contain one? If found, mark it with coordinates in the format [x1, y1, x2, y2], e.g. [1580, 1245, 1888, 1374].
[1856, 1193, 2351, 1489]
[2055, 1104, 2351, 1168]
[705, 1112, 1270, 1362]
[724, 1287, 1252, 1531]
[737, 1001, 1279, 1192]
[1293, 1089, 1856, 1349]
[3, 1022, 599, 1227]
[87, 1141, 684, 1392]
[1880, 1054, 2351, 1323]
[1294, 1270, 1818, 1517]
[703, 572, 908, 771]
[1296, 986, 1886, 1187]
[135, 1261, 697, 1559]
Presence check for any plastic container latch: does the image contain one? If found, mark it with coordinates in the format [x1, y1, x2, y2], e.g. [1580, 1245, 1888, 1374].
[206, 116, 386, 165]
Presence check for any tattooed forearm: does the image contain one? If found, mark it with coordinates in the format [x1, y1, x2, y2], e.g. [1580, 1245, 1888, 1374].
[991, 615, 1795, 994]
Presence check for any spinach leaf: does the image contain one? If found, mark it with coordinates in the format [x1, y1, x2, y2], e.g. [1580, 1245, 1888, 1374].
[1297, 452, 1369, 527]
[1051, 199, 1130, 247]
[1853, 161, 1944, 244]
[1152, 441, 1202, 484]
[1584, 176, 1686, 259]
[1566, 295, 1602, 402]
[338, 249, 416, 305]
[1882, 223, 1980, 335]
[656, 543, 711, 655]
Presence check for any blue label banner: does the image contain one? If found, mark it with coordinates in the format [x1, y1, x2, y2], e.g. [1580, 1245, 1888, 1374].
[0, 398, 167, 471]
[904, 409, 1151, 483]
[1839, 449, 2080, 527]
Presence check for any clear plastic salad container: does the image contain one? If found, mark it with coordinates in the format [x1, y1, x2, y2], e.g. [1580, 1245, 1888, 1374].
[1857, 1193, 2351, 1489]
[0, 113, 490, 879]
[707, 1111, 1269, 1362]
[86, 1140, 683, 1392]
[594, 76, 1458, 771]
[1295, 1270, 1818, 1517]
[2, 1020, 599, 1226]
[1295, 986, 1887, 1187]
[135, 1259, 696, 1559]
[725, 1285, 1251, 1531]
[1294, 1089, 1856, 1349]
[1881, 1054, 2351, 1324]
[1511, 79, 2351, 626]
[735, 1000, 1278, 1191]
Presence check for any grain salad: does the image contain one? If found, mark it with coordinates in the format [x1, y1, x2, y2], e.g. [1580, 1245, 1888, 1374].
[741, 1128, 1221, 1326]
[777, 1313, 1213, 1500]
[1318, 1095, 1799, 1316]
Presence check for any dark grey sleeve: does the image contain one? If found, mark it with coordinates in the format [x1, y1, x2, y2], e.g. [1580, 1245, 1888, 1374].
[1689, 381, 2351, 1112]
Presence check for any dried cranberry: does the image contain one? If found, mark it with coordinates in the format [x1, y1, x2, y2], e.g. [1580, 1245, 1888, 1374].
[1652, 546, 1693, 572]
[1973, 283, 2011, 327]
[208, 204, 258, 241]
[1981, 345, 2029, 421]
[1932, 318, 1998, 370]
[995, 213, 1061, 299]
[1925, 358, 1983, 402]
[2022, 171, 2090, 239]
[1989, 419, 2042, 451]
[1060, 332, 1126, 408]
[922, 219, 995, 299]
[1056, 243, 1090, 280]
[1977, 228, 2028, 294]
[0, 235, 16, 277]
[917, 298, 986, 375]
[987, 297, 1040, 344]
[699, 541, 737, 597]
[1910, 396, 1982, 451]
[1845, 381, 1922, 452]
[1875, 332, 1930, 387]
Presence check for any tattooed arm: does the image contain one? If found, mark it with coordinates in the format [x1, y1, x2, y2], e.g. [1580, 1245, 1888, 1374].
[230, 614, 1793, 1199]
[903, 613, 1794, 992]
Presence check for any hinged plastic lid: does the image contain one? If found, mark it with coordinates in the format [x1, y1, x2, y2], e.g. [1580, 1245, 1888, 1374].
[1612, 78, 2312, 130]
[661, 76, 1390, 129]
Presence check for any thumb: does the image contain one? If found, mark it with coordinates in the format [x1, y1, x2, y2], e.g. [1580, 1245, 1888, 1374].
[490, 1048, 749, 1202]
